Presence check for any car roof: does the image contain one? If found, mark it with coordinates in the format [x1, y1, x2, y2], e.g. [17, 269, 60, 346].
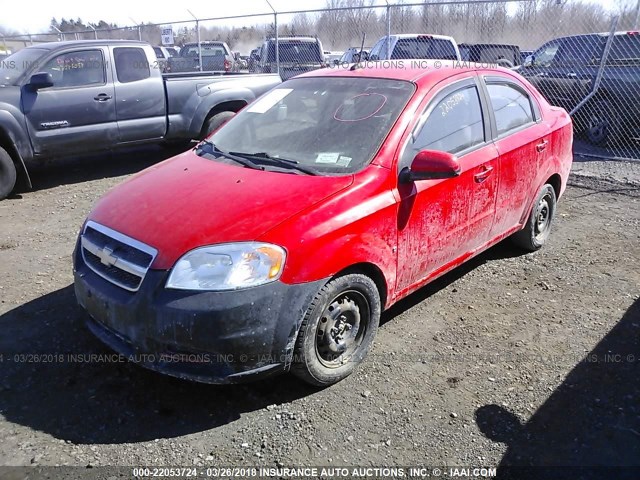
[390, 33, 456, 41]
[301, 59, 508, 83]
[23, 39, 147, 50]
[556, 31, 639, 40]
[267, 36, 319, 42]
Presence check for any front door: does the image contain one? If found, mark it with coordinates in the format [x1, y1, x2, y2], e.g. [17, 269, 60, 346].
[395, 77, 499, 294]
[22, 47, 118, 156]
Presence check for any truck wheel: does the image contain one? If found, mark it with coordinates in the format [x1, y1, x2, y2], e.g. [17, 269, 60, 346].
[511, 184, 556, 252]
[292, 273, 381, 387]
[581, 98, 617, 146]
[0, 147, 17, 201]
[201, 111, 236, 140]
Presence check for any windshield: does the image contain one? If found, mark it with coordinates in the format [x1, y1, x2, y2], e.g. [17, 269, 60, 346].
[205, 77, 415, 175]
[0, 48, 47, 86]
[391, 38, 458, 60]
[268, 41, 323, 63]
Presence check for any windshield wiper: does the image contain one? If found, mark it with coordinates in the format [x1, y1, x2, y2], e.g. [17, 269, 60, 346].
[228, 151, 319, 176]
[196, 141, 264, 171]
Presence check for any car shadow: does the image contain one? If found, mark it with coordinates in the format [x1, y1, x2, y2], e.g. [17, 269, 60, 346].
[21, 144, 193, 193]
[475, 298, 640, 479]
[0, 285, 315, 445]
[0, 240, 526, 445]
[382, 240, 526, 324]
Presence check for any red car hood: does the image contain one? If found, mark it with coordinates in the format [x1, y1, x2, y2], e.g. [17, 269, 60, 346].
[88, 151, 354, 269]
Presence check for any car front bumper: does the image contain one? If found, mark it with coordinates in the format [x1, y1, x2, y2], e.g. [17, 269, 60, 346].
[73, 243, 325, 384]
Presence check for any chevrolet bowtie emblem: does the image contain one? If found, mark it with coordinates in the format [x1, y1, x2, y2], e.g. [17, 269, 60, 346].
[97, 246, 118, 267]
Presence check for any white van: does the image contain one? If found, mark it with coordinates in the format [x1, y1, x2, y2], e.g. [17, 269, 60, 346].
[369, 34, 461, 61]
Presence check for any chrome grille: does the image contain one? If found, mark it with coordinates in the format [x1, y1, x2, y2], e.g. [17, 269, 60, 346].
[81, 221, 157, 292]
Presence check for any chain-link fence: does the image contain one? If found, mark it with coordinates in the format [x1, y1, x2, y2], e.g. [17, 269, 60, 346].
[2, 0, 640, 160]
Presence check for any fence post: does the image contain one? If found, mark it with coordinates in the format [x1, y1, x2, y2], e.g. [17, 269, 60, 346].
[570, 16, 619, 116]
[386, 1, 391, 59]
[1, 35, 6, 53]
[265, 0, 279, 76]
[187, 10, 202, 72]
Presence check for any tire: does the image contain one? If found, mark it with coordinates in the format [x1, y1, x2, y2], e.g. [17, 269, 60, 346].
[0, 146, 17, 201]
[291, 273, 381, 387]
[200, 111, 236, 140]
[511, 184, 557, 252]
[579, 98, 618, 146]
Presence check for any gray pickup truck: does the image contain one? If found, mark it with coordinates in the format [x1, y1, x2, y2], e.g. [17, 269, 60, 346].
[0, 40, 281, 200]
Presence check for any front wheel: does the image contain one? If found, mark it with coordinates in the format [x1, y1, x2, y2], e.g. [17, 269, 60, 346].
[0, 146, 17, 201]
[511, 184, 557, 252]
[292, 274, 381, 387]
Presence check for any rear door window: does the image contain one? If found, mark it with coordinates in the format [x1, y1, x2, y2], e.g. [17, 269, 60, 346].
[114, 47, 150, 83]
[553, 35, 602, 66]
[486, 83, 535, 135]
[153, 47, 165, 59]
[608, 33, 640, 65]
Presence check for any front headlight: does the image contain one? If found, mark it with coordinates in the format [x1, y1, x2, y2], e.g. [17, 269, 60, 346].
[166, 242, 286, 291]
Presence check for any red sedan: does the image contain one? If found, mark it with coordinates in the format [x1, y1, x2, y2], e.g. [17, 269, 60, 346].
[73, 61, 573, 386]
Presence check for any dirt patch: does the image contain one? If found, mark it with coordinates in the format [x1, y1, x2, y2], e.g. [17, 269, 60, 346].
[0, 150, 638, 471]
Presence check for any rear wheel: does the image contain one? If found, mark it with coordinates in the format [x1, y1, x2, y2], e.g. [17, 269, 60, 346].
[201, 111, 236, 140]
[511, 184, 557, 252]
[292, 274, 381, 387]
[0, 147, 17, 201]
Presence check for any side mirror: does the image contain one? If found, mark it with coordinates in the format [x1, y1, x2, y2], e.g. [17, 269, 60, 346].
[523, 55, 534, 68]
[400, 150, 461, 183]
[27, 72, 54, 90]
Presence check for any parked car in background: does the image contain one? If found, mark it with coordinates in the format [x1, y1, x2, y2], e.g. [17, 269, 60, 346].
[257, 36, 325, 80]
[0, 40, 281, 200]
[338, 46, 371, 64]
[166, 41, 236, 73]
[248, 47, 261, 72]
[153, 45, 179, 72]
[459, 43, 521, 68]
[519, 31, 640, 145]
[324, 51, 343, 65]
[369, 33, 461, 61]
[74, 61, 572, 387]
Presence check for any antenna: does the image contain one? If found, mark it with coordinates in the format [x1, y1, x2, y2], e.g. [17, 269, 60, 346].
[350, 32, 366, 71]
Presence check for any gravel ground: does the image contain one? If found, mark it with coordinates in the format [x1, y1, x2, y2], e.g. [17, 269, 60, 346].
[0, 148, 638, 477]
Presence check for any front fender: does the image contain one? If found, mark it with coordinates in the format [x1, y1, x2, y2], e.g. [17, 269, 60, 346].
[187, 86, 256, 137]
[0, 106, 33, 188]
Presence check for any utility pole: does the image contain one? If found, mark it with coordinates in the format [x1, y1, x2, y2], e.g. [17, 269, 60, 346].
[265, 0, 278, 75]
[187, 10, 202, 71]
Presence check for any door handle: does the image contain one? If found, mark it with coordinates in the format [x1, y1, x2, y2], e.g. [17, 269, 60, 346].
[94, 93, 112, 102]
[474, 166, 494, 183]
[536, 140, 549, 152]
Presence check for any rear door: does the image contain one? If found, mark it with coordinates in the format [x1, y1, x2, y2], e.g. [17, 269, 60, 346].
[110, 46, 167, 143]
[22, 47, 117, 156]
[481, 76, 549, 237]
[395, 75, 499, 292]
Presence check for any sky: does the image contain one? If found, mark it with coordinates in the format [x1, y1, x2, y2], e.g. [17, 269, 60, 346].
[0, 0, 624, 34]
[1, 0, 336, 33]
